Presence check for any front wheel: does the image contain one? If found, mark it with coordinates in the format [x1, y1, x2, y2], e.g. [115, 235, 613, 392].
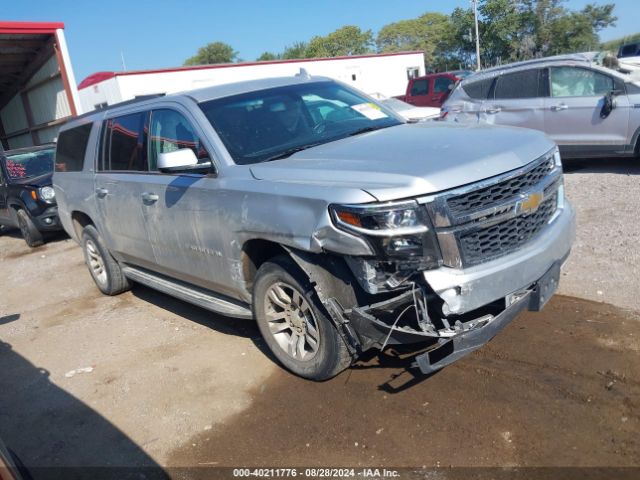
[17, 209, 43, 247]
[253, 256, 353, 381]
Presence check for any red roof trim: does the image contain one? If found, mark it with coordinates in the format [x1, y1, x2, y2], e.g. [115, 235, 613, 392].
[77, 72, 117, 89]
[78, 51, 424, 89]
[0, 21, 65, 34]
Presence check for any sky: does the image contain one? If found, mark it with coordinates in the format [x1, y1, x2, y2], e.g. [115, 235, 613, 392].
[4, 0, 639, 84]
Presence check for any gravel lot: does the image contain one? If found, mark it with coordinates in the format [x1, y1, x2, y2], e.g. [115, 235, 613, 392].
[0, 156, 638, 477]
[559, 157, 640, 311]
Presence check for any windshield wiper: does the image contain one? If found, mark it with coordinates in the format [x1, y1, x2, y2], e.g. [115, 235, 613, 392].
[347, 125, 393, 137]
[262, 142, 324, 162]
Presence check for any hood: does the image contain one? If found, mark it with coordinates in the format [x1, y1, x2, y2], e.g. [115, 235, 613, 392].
[250, 123, 555, 202]
[10, 172, 53, 188]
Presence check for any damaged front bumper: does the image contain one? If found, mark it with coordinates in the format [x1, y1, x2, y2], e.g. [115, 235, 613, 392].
[327, 203, 575, 374]
[339, 259, 562, 374]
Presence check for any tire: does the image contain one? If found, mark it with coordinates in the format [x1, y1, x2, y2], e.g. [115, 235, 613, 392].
[16, 209, 44, 248]
[253, 255, 352, 381]
[81, 225, 130, 295]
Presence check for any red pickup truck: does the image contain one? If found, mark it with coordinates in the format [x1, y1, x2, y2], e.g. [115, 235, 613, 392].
[398, 70, 473, 108]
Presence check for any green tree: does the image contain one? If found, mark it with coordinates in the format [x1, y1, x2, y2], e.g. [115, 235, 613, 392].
[184, 41, 238, 66]
[305, 26, 374, 58]
[376, 13, 454, 68]
[282, 41, 308, 59]
[478, 0, 524, 64]
[257, 52, 280, 61]
[516, 0, 615, 58]
[447, 7, 477, 68]
[601, 32, 640, 52]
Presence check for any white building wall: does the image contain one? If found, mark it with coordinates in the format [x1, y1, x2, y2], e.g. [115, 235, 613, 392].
[79, 54, 425, 111]
[79, 77, 122, 112]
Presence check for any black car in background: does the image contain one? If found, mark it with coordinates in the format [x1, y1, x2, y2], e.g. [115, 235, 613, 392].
[0, 144, 60, 247]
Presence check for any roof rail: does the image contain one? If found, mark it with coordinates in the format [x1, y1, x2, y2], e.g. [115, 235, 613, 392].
[72, 93, 167, 121]
[480, 53, 591, 74]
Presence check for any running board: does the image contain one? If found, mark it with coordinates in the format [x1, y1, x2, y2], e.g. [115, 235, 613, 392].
[121, 266, 253, 319]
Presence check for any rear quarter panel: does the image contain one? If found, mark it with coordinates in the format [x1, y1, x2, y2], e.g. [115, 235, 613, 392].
[53, 119, 101, 243]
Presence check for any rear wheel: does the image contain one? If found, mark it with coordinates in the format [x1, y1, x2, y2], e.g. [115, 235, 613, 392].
[16, 209, 44, 247]
[81, 225, 130, 295]
[253, 255, 352, 380]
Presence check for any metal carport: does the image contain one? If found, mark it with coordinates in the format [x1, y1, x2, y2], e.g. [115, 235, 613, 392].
[0, 21, 81, 150]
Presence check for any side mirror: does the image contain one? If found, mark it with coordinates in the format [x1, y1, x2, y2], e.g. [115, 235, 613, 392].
[600, 91, 617, 119]
[157, 148, 212, 173]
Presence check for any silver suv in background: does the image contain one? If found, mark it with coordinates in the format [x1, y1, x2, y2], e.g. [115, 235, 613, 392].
[53, 75, 575, 380]
[442, 54, 640, 159]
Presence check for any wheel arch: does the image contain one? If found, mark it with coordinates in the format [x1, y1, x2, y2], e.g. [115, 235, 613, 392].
[70, 210, 96, 241]
[6, 199, 26, 225]
[240, 239, 289, 295]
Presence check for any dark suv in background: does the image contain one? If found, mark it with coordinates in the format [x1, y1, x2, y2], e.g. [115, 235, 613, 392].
[0, 144, 60, 247]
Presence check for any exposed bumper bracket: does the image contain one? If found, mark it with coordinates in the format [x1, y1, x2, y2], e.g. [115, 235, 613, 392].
[412, 290, 532, 374]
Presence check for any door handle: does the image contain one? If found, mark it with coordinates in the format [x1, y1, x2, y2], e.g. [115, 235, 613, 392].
[95, 187, 108, 198]
[141, 192, 159, 203]
[486, 107, 502, 114]
[551, 104, 568, 111]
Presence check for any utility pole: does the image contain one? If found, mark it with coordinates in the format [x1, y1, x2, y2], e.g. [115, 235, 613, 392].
[472, 0, 481, 71]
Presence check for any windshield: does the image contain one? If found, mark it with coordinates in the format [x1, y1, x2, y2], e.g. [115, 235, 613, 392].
[4, 148, 55, 180]
[199, 81, 403, 165]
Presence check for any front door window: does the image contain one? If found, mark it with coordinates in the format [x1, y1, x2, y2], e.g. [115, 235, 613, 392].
[550, 67, 613, 98]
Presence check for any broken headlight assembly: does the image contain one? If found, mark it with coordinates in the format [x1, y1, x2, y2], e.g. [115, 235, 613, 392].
[330, 200, 441, 265]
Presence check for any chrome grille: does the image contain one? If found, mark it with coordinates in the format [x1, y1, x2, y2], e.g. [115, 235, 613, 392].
[458, 193, 558, 267]
[423, 150, 563, 269]
[447, 157, 555, 217]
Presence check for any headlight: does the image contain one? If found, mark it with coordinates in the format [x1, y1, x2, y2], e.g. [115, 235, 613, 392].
[39, 186, 56, 203]
[553, 147, 562, 168]
[330, 201, 441, 265]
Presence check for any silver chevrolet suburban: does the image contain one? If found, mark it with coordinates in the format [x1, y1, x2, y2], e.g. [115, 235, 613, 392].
[53, 74, 576, 380]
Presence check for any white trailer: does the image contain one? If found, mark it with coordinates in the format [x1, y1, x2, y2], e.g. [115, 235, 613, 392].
[78, 52, 425, 112]
[0, 22, 81, 149]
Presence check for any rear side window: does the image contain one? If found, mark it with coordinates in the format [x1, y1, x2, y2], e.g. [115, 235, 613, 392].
[493, 69, 544, 99]
[434, 77, 454, 93]
[55, 123, 92, 172]
[462, 78, 493, 99]
[102, 112, 148, 171]
[619, 43, 640, 58]
[410, 79, 429, 96]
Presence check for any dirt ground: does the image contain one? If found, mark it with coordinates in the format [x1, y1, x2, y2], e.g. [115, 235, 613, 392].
[0, 158, 638, 478]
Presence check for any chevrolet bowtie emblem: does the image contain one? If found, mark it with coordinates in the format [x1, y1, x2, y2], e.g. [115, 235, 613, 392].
[518, 191, 544, 214]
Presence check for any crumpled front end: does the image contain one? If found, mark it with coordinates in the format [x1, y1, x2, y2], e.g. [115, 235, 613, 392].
[317, 147, 576, 373]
